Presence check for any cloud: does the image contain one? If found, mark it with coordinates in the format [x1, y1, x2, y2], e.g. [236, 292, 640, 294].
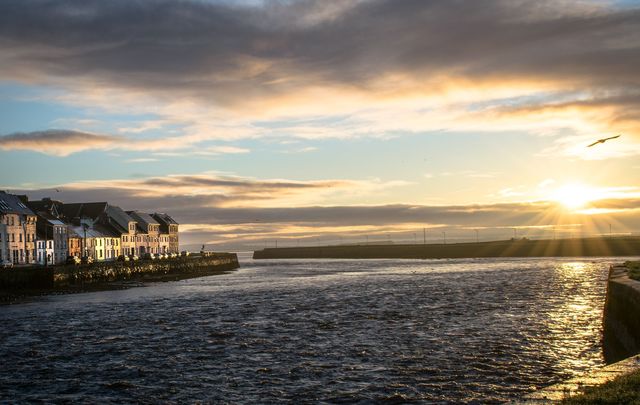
[0, 128, 253, 156]
[13, 172, 640, 249]
[38, 173, 359, 208]
[0, 0, 639, 151]
[126, 158, 159, 163]
[0, 129, 119, 156]
[194, 146, 251, 156]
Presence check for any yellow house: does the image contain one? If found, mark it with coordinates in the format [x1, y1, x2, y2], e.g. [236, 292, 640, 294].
[70, 225, 120, 261]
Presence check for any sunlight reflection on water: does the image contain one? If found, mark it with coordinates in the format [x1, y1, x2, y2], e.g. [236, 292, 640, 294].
[0, 256, 636, 403]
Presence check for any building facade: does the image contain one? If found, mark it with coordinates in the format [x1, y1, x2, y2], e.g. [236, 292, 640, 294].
[0, 191, 37, 266]
[35, 239, 54, 266]
[34, 214, 68, 265]
[5, 194, 180, 266]
[152, 213, 179, 254]
[127, 211, 161, 255]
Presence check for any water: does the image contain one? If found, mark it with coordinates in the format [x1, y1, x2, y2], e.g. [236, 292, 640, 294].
[0, 256, 630, 403]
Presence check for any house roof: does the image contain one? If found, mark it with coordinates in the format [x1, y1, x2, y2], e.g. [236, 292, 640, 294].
[152, 212, 179, 225]
[105, 205, 135, 233]
[0, 191, 35, 216]
[67, 223, 119, 239]
[61, 202, 109, 221]
[127, 211, 159, 228]
[25, 198, 64, 216]
[35, 211, 66, 226]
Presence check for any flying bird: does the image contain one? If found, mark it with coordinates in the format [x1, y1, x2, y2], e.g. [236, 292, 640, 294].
[587, 134, 620, 147]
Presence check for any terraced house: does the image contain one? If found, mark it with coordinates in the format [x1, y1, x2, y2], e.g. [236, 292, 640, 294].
[0, 191, 37, 266]
[127, 211, 160, 256]
[5, 194, 181, 266]
[152, 213, 179, 254]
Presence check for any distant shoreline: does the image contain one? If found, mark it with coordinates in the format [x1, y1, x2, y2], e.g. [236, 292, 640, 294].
[253, 237, 640, 259]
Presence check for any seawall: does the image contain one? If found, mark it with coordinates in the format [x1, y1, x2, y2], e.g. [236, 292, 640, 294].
[603, 262, 640, 363]
[0, 253, 239, 293]
[521, 262, 640, 402]
[253, 237, 640, 259]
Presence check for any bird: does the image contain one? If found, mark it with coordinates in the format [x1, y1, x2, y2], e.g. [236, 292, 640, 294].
[587, 134, 620, 147]
[55, 188, 60, 192]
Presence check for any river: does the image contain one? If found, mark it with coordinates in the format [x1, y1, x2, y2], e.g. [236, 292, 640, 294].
[0, 256, 633, 403]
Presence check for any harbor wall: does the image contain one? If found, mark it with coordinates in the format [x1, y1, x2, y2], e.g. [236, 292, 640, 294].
[603, 263, 640, 363]
[0, 267, 54, 290]
[0, 253, 239, 291]
[253, 237, 640, 259]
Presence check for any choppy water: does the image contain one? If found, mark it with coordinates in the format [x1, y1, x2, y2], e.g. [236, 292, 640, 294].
[0, 256, 632, 403]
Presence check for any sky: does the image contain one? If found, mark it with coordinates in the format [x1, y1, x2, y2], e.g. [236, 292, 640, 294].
[0, 0, 639, 250]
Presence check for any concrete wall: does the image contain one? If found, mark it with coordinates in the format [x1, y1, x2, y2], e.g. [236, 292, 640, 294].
[603, 264, 640, 363]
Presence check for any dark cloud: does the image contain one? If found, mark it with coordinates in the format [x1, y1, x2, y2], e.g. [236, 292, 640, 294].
[0, 0, 638, 107]
[18, 181, 640, 249]
[20, 185, 639, 227]
[0, 129, 119, 155]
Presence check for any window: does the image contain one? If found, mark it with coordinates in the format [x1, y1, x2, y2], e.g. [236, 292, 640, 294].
[19, 234, 22, 242]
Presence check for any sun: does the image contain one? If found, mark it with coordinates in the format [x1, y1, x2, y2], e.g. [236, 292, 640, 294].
[551, 183, 599, 210]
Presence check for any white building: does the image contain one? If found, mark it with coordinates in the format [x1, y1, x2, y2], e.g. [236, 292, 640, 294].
[35, 239, 54, 266]
[0, 191, 37, 266]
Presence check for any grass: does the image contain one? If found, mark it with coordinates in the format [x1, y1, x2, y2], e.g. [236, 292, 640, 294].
[626, 261, 640, 281]
[561, 370, 640, 404]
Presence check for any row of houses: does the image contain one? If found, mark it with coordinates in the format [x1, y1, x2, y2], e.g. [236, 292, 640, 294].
[0, 191, 179, 266]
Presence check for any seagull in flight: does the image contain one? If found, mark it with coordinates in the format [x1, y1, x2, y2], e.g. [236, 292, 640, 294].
[587, 134, 620, 147]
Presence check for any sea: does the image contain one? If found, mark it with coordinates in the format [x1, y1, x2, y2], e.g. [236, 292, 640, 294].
[1, 255, 635, 403]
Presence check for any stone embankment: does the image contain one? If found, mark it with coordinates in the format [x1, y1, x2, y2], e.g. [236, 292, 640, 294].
[0, 253, 239, 297]
[603, 262, 640, 363]
[520, 261, 640, 403]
